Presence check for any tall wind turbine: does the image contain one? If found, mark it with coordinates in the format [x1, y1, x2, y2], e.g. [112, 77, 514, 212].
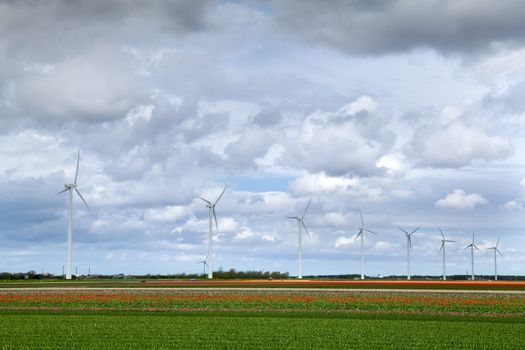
[355, 210, 378, 280]
[198, 187, 227, 279]
[487, 237, 502, 281]
[397, 226, 420, 280]
[439, 228, 455, 281]
[287, 200, 311, 279]
[57, 151, 89, 280]
[464, 232, 480, 280]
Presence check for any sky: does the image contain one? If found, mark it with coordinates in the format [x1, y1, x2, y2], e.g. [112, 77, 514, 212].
[1, 0, 525, 277]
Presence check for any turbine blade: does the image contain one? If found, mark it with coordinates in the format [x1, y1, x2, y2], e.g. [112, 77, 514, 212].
[75, 188, 89, 210]
[359, 209, 364, 227]
[408, 235, 412, 249]
[397, 226, 409, 235]
[354, 229, 363, 241]
[474, 244, 481, 252]
[302, 220, 311, 239]
[496, 248, 503, 256]
[464, 244, 470, 249]
[439, 228, 445, 240]
[472, 231, 475, 244]
[56, 188, 69, 195]
[364, 228, 378, 235]
[301, 199, 311, 219]
[410, 226, 420, 235]
[198, 196, 212, 205]
[286, 216, 299, 220]
[213, 208, 219, 233]
[439, 241, 444, 252]
[214, 186, 227, 205]
[74, 150, 80, 184]
[496, 237, 500, 248]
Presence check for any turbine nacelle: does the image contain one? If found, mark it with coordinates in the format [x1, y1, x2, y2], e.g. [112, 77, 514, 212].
[488, 237, 503, 256]
[438, 228, 455, 251]
[397, 226, 420, 250]
[465, 232, 480, 251]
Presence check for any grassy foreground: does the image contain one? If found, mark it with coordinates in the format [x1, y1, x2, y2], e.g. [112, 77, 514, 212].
[1, 311, 525, 349]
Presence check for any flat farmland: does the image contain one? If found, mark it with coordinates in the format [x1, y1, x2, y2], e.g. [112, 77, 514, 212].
[2, 279, 525, 290]
[1, 283, 525, 349]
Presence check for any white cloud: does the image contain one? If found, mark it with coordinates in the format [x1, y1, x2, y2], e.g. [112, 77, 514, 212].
[474, 47, 525, 90]
[409, 122, 513, 168]
[289, 172, 358, 194]
[373, 241, 399, 254]
[339, 95, 378, 117]
[126, 104, 154, 127]
[376, 153, 408, 176]
[217, 217, 238, 233]
[323, 212, 348, 227]
[23, 63, 55, 74]
[335, 236, 355, 248]
[144, 205, 191, 223]
[284, 108, 384, 176]
[235, 226, 254, 240]
[501, 200, 523, 211]
[289, 172, 385, 201]
[435, 189, 489, 209]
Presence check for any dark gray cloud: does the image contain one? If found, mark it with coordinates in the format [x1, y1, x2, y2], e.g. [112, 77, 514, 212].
[274, 0, 525, 55]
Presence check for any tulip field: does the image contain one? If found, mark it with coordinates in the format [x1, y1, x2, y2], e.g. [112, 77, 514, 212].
[0, 282, 525, 348]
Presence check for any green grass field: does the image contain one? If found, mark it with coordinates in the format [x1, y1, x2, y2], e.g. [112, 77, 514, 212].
[1, 311, 524, 349]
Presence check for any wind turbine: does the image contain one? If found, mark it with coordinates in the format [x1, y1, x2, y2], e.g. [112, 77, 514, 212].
[487, 237, 502, 281]
[464, 232, 480, 281]
[439, 228, 455, 281]
[197, 254, 208, 276]
[57, 151, 89, 280]
[397, 226, 420, 280]
[354, 210, 378, 280]
[198, 187, 227, 279]
[287, 200, 311, 279]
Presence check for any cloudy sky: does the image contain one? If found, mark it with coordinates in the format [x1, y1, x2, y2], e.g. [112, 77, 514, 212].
[1, 0, 525, 277]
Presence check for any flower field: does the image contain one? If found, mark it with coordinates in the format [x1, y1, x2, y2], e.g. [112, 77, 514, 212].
[1, 288, 524, 317]
[1, 288, 525, 348]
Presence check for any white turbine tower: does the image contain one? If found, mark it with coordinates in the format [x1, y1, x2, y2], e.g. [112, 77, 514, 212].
[198, 187, 227, 279]
[354, 210, 378, 280]
[488, 237, 502, 281]
[464, 232, 480, 281]
[57, 151, 89, 280]
[397, 226, 420, 280]
[287, 200, 311, 279]
[439, 228, 455, 281]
